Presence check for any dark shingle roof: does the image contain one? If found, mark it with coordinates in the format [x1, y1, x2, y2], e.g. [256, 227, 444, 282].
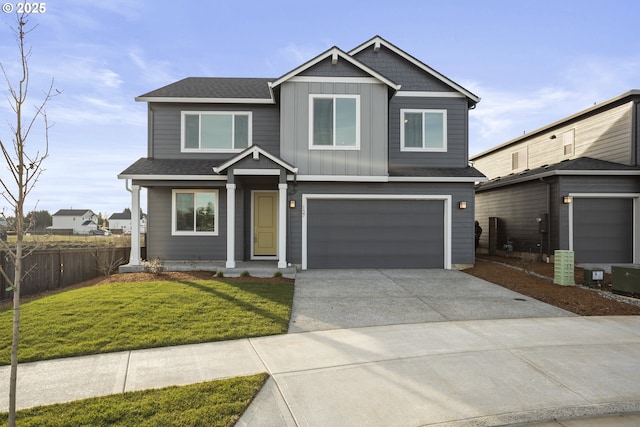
[477, 157, 640, 190]
[53, 209, 94, 216]
[137, 77, 274, 100]
[389, 166, 486, 179]
[119, 158, 224, 177]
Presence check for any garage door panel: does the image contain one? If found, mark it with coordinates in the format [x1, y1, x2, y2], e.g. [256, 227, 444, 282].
[307, 199, 444, 269]
[573, 198, 633, 263]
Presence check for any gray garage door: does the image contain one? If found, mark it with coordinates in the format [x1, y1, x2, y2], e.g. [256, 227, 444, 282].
[307, 199, 445, 268]
[573, 197, 633, 263]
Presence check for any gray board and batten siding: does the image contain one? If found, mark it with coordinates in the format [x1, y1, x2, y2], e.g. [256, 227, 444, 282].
[279, 80, 389, 176]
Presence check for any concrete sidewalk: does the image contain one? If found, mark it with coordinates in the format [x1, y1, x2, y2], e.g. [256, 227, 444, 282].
[1, 316, 640, 426]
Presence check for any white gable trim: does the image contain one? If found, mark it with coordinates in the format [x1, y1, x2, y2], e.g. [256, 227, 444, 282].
[134, 96, 275, 104]
[270, 47, 400, 91]
[349, 36, 480, 103]
[213, 145, 298, 174]
[395, 91, 465, 98]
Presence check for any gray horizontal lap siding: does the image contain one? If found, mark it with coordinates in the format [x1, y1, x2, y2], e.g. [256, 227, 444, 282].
[353, 46, 456, 92]
[286, 181, 476, 266]
[389, 97, 469, 169]
[149, 103, 280, 160]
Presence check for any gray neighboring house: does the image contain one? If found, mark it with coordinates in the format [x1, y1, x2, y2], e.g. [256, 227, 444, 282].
[119, 36, 484, 270]
[471, 90, 640, 264]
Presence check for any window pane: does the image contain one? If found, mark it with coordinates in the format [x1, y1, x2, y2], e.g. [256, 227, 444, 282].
[201, 115, 232, 149]
[335, 98, 356, 146]
[313, 98, 333, 146]
[184, 115, 200, 149]
[195, 193, 215, 232]
[404, 113, 422, 148]
[176, 193, 194, 231]
[423, 112, 444, 149]
[234, 115, 249, 149]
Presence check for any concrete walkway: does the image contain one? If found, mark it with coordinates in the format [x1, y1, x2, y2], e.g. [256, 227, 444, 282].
[1, 269, 639, 426]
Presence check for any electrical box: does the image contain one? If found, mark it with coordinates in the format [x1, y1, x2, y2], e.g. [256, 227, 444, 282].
[612, 265, 640, 296]
[583, 268, 605, 287]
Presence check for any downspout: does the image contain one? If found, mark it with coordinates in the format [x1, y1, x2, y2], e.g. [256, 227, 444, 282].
[539, 177, 551, 259]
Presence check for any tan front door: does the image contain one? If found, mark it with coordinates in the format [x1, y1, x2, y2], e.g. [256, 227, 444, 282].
[253, 191, 278, 256]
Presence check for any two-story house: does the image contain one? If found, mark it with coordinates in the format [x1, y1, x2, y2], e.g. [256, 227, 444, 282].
[108, 209, 147, 234]
[472, 90, 640, 264]
[52, 209, 99, 235]
[119, 36, 484, 270]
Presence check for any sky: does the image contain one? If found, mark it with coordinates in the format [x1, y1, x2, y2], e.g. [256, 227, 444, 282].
[0, 0, 638, 217]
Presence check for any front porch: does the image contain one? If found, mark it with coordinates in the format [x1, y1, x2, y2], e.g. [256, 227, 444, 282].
[120, 260, 297, 278]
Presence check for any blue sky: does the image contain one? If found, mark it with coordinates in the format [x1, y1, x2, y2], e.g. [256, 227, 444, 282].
[0, 0, 638, 216]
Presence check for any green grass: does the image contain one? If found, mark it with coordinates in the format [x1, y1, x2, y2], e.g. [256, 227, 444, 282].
[0, 277, 294, 364]
[0, 373, 268, 427]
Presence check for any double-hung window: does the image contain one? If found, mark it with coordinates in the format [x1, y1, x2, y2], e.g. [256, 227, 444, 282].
[400, 109, 447, 152]
[182, 111, 251, 152]
[309, 95, 359, 149]
[172, 189, 218, 236]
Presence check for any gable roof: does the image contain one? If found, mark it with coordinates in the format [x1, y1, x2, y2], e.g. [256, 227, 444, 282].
[135, 77, 275, 104]
[213, 145, 298, 174]
[349, 36, 480, 105]
[476, 157, 640, 191]
[270, 46, 401, 91]
[53, 209, 94, 217]
[472, 89, 640, 160]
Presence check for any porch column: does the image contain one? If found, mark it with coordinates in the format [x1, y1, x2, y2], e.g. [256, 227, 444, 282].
[128, 184, 141, 266]
[278, 183, 287, 268]
[226, 183, 236, 268]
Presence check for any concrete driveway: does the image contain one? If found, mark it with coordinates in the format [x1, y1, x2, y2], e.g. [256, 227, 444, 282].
[289, 269, 574, 332]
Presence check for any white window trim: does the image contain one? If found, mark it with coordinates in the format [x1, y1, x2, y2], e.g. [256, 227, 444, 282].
[400, 109, 447, 152]
[181, 111, 252, 153]
[308, 94, 360, 150]
[171, 189, 219, 236]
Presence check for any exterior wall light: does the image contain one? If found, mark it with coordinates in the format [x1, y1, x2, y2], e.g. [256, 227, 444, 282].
[289, 200, 296, 209]
[458, 201, 467, 209]
[563, 196, 572, 204]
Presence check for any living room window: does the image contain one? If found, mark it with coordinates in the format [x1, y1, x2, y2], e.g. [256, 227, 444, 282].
[401, 109, 447, 152]
[172, 189, 218, 235]
[309, 95, 359, 149]
[182, 112, 251, 152]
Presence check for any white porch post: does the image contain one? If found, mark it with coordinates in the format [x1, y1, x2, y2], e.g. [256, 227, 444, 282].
[128, 183, 141, 266]
[278, 183, 287, 268]
[226, 183, 236, 268]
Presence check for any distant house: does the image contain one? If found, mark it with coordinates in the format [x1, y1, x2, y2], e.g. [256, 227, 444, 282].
[108, 210, 147, 234]
[51, 209, 99, 235]
[471, 90, 640, 264]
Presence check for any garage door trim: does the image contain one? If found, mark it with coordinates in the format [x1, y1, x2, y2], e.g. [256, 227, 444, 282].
[567, 192, 640, 263]
[301, 194, 452, 270]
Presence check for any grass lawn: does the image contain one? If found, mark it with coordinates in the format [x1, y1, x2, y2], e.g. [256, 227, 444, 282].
[0, 373, 268, 427]
[0, 275, 294, 364]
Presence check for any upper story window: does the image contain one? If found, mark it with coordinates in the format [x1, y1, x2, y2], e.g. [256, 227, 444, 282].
[511, 147, 528, 171]
[182, 111, 251, 152]
[172, 189, 218, 236]
[309, 95, 360, 150]
[401, 109, 447, 152]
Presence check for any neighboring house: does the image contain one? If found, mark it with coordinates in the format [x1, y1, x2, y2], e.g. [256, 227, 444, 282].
[108, 210, 147, 234]
[52, 209, 99, 235]
[119, 36, 485, 270]
[471, 90, 640, 264]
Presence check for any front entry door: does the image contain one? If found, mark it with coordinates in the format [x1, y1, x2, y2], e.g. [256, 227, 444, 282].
[253, 191, 278, 257]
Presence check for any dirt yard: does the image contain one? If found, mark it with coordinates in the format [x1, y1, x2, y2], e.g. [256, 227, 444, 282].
[464, 255, 640, 316]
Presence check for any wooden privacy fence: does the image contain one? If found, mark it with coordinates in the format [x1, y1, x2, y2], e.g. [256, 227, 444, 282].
[0, 247, 131, 301]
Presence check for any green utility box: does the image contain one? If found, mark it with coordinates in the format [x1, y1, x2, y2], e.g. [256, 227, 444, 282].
[584, 268, 605, 287]
[612, 265, 640, 296]
[554, 250, 575, 286]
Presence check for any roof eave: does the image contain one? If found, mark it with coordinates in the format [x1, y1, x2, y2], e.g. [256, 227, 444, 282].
[134, 96, 275, 104]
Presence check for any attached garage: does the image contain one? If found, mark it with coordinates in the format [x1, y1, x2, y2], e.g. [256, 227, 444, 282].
[302, 195, 451, 269]
[572, 197, 634, 263]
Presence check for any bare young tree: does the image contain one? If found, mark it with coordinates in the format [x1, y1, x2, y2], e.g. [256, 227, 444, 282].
[0, 13, 57, 426]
